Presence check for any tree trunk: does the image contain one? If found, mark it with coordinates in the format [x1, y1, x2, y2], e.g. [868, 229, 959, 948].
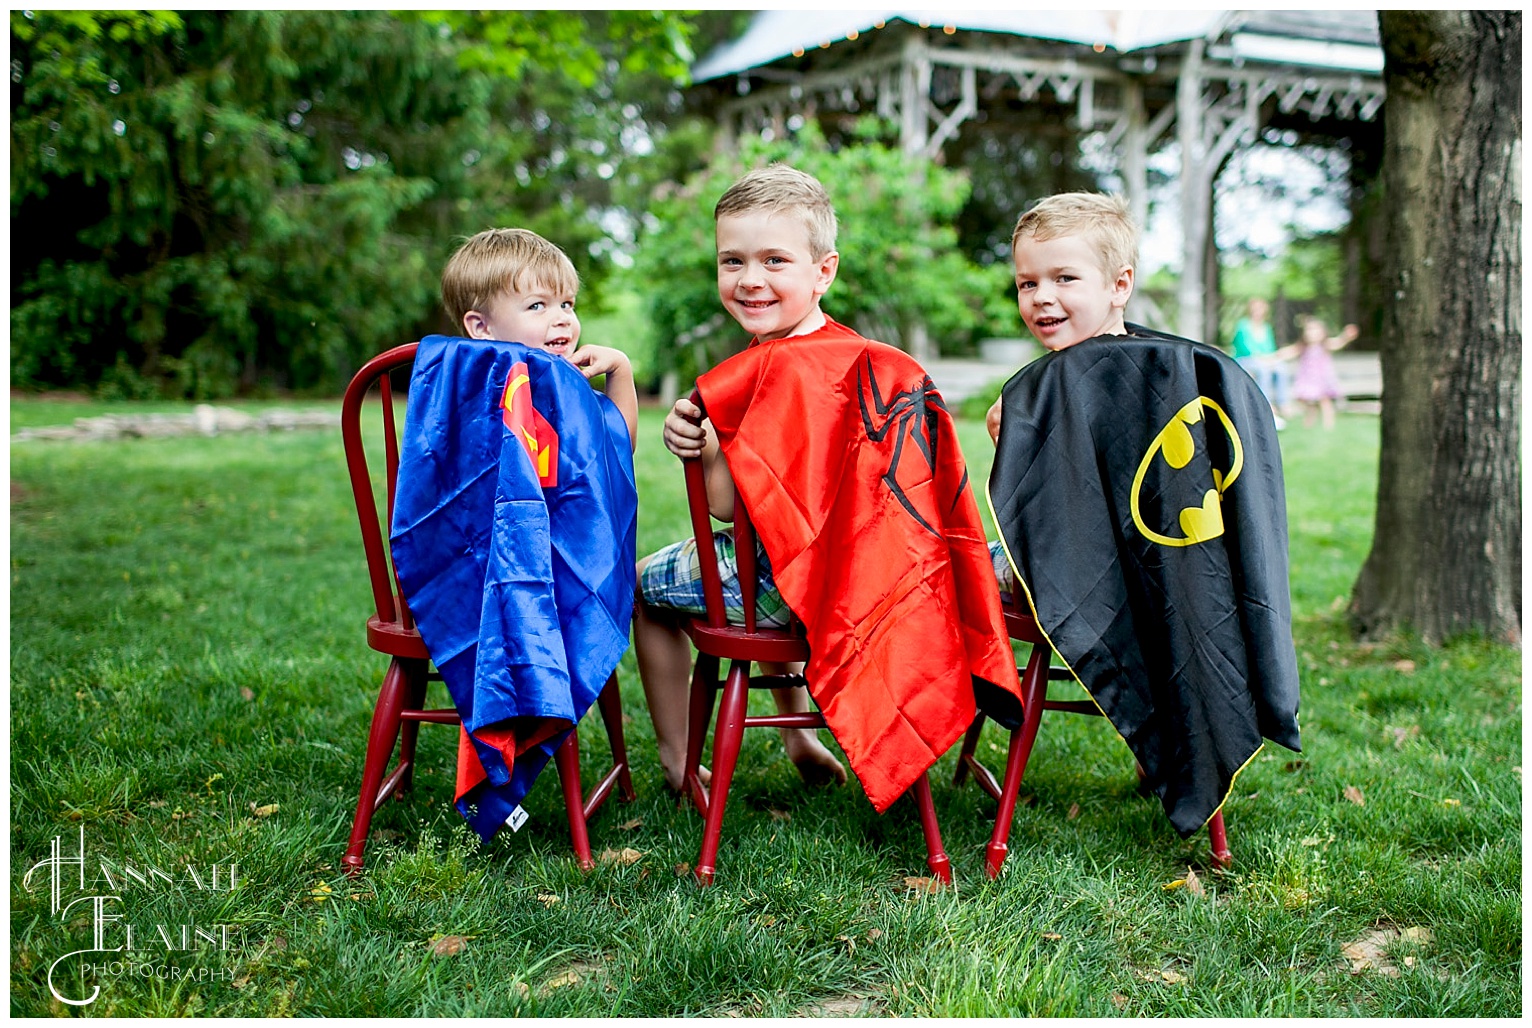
[1351, 11, 1521, 644]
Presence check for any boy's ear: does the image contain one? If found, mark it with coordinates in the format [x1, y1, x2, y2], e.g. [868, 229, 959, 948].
[1111, 265, 1135, 310]
[814, 250, 840, 297]
[462, 310, 493, 339]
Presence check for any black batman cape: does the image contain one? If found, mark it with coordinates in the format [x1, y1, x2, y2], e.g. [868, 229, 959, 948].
[986, 326, 1301, 837]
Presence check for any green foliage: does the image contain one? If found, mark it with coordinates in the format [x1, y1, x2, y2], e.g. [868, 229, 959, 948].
[10, 10, 699, 397]
[627, 122, 1002, 384]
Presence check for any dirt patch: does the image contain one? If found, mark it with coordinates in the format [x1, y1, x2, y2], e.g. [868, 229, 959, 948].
[793, 994, 885, 1017]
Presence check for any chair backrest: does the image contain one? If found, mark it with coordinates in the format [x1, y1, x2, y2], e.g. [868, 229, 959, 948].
[681, 388, 797, 637]
[340, 342, 419, 636]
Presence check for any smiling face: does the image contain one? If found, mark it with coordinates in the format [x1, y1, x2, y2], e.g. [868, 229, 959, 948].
[715, 210, 839, 342]
[1012, 232, 1133, 351]
[464, 282, 580, 357]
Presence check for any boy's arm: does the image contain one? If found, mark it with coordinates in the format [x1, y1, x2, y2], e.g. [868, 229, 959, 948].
[664, 397, 735, 522]
[985, 395, 1004, 444]
[569, 345, 639, 451]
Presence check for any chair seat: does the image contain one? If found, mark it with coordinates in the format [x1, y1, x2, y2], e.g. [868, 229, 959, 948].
[366, 616, 432, 659]
[683, 620, 810, 662]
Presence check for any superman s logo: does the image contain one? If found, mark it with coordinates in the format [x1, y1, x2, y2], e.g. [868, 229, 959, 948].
[500, 362, 559, 487]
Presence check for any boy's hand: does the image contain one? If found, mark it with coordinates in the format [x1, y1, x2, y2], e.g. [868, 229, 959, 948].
[985, 395, 1004, 444]
[663, 397, 707, 458]
[570, 344, 638, 452]
[568, 344, 630, 380]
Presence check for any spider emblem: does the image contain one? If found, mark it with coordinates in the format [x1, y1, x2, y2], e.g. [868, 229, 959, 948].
[856, 355, 961, 539]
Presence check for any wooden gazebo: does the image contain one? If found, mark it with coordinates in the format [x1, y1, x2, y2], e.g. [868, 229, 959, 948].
[689, 10, 1384, 352]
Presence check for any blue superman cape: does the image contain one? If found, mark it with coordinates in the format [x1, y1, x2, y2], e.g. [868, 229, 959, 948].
[389, 335, 637, 842]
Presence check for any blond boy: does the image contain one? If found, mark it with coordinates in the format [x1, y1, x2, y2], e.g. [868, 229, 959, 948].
[441, 227, 638, 447]
[985, 192, 1137, 442]
[634, 165, 851, 792]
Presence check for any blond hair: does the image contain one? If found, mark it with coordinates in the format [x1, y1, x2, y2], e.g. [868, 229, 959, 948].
[440, 228, 579, 333]
[714, 163, 838, 259]
[1012, 192, 1138, 277]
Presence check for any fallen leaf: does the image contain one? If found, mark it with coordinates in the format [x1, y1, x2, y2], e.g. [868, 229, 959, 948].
[1343, 786, 1366, 806]
[429, 935, 468, 957]
[240, 687, 255, 701]
[598, 847, 644, 866]
[767, 808, 791, 822]
[251, 803, 279, 818]
[864, 929, 883, 942]
[616, 818, 643, 831]
[514, 981, 531, 1000]
[1162, 878, 1187, 891]
[1442, 798, 1461, 808]
[835, 933, 856, 953]
[673, 863, 691, 878]
[309, 883, 332, 903]
[541, 970, 580, 993]
[1184, 868, 1205, 897]
[902, 875, 943, 894]
[1160, 969, 1185, 984]
[1110, 992, 1129, 1009]
[1041, 932, 1062, 941]
[148, 800, 167, 809]
[1066, 803, 1080, 821]
[1388, 725, 1420, 748]
[536, 892, 560, 908]
[1392, 659, 1416, 673]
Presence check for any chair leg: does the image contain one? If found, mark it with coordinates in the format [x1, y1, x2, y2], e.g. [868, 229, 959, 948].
[343, 658, 412, 877]
[596, 673, 636, 803]
[684, 652, 719, 817]
[1207, 809, 1232, 869]
[555, 731, 595, 871]
[394, 662, 430, 796]
[986, 646, 1051, 880]
[952, 713, 987, 787]
[911, 772, 952, 885]
[693, 659, 749, 886]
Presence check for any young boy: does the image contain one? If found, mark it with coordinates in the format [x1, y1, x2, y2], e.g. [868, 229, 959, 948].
[982, 191, 1302, 841]
[985, 192, 1136, 442]
[441, 227, 639, 447]
[634, 164, 851, 792]
[980, 192, 1137, 589]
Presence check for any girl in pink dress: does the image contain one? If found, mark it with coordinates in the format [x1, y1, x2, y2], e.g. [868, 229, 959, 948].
[1280, 317, 1358, 429]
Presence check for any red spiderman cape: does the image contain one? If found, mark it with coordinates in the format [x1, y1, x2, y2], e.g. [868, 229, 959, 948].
[696, 319, 1024, 812]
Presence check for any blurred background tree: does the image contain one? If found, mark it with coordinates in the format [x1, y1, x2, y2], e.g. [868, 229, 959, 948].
[9, 9, 713, 397]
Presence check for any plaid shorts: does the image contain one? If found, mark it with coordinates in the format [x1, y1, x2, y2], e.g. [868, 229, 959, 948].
[988, 539, 1015, 604]
[639, 530, 794, 629]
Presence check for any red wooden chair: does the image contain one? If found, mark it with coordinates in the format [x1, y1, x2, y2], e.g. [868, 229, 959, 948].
[954, 582, 1232, 878]
[338, 342, 635, 876]
[676, 391, 952, 887]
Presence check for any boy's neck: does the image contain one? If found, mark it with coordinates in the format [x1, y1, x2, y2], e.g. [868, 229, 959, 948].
[761, 305, 828, 343]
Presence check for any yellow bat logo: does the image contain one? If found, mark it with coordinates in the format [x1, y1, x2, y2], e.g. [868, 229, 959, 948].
[1130, 396, 1243, 547]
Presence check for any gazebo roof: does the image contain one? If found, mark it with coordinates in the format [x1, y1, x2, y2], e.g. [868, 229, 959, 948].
[693, 9, 1381, 81]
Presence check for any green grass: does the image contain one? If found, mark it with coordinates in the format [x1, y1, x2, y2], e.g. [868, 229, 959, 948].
[9, 405, 1520, 1016]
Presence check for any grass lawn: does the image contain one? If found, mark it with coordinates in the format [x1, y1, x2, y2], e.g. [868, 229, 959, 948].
[9, 400, 1521, 1017]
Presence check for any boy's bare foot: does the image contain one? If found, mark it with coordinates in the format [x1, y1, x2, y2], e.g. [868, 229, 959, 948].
[782, 729, 848, 787]
[659, 746, 711, 795]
